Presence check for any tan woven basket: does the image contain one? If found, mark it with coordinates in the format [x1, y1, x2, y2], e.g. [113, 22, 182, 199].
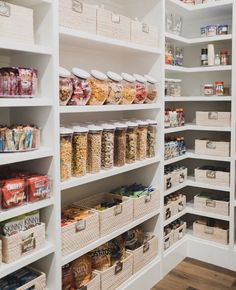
[196, 111, 231, 127]
[0, 240, 2, 265]
[194, 195, 229, 216]
[195, 168, 230, 187]
[1, 223, 45, 264]
[95, 252, 133, 290]
[82, 272, 100, 290]
[59, 0, 97, 34]
[75, 193, 133, 236]
[173, 222, 186, 243]
[131, 20, 158, 48]
[61, 210, 100, 256]
[164, 231, 174, 251]
[195, 139, 230, 157]
[16, 267, 46, 290]
[128, 236, 158, 273]
[0, 2, 34, 44]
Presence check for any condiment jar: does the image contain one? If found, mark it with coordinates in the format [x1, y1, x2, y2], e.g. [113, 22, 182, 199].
[220, 50, 229, 66]
[87, 125, 103, 173]
[72, 126, 88, 177]
[215, 81, 224, 96]
[120, 73, 136, 104]
[204, 84, 214, 96]
[126, 121, 138, 164]
[144, 75, 158, 104]
[100, 123, 115, 170]
[114, 122, 127, 167]
[133, 74, 148, 104]
[60, 127, 73, 181]
[88, 70, 109, 105]
[70, 68, 91, 106]
[146, 120, 157, 158]
[59, 67, 73, 106]
[136, 120, 148, 161]
[106, 71, 124, 105]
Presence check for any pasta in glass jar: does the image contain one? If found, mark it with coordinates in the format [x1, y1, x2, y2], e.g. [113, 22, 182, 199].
[88, 70, 109, 105]
[120, 73, 136, 105]
[60, 128, 73, 181]
[106, 71, 124, 105]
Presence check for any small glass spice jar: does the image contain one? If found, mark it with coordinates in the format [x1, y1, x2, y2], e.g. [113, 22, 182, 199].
[146, 120, 157, 158]
[220, 50, 229, 66]
[72, 126, 88, 178]
[120, 73, 136, 104]
[126, 121, 138, 164]
[204, 84, 214, 96]
[114, 122, 127, 167]
[173, 79, 182, 97]
[136, 120, 148, 161]
[59, 67, 73, 106]
[60, 127, 73, 181]
[144, 75, 158, 104]
[100, 123, 115, 170]
[133, 74, 148, 104]
[105, 71, 124, 105]
[88, 70, 109, 105]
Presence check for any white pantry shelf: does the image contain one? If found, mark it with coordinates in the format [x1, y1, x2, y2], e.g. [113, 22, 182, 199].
[165, 96, 232, 102]
[0, 42, 53, 55]
[187, 176, 230, 192]
[164, 182, 188, 197]
[164, 154, 187, 165]
[8, 0, 52, 7]
[163, 209, 187, 227]
[0, 98, 53, 107]
[165, 124, 231, 134]
[164, 235, 188, 257]
[187, 150, 231, 162]
[61, 209, 160, 266]
[165, 64, 232, 73]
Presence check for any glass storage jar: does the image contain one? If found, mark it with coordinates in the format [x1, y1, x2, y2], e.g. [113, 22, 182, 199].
[101, 123, 115, 170]
[126, 121, 138, 164]
[87, 125, 103, 174]
[60, 128, 73, 181]
[88, 70, 109, 105]
[69, 68, 91, 106]
[133, 74, 148, 104]
[144, 75, 158, 104]
[136, 120, 148, 161]
[174, 79, 182, 96]
[120, 73, 136, 104]
[114, 122, 127, 167]
[146, 119, 157, 158]
[105, 71, 124, 105]
[59, 67, 73, 106]
[72, 126, 88, 178]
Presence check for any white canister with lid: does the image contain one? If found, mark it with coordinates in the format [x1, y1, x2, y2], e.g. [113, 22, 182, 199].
[120, 73, 136, 104]
[146, 120, 157, 158]
[114, 122, 127, 167]
[133, 74, 148, 104]
[106, 71, 124, 105]
[87, 125, 103, 173]
[126, 121, 138, 164]
[60, 127, 73, 181]
[144, 75, 158, 103]
[100, 122, 115, 169]
[59, 67, 73, 106]
[136, 120, 148, 160]
[88, 70, 109, 105]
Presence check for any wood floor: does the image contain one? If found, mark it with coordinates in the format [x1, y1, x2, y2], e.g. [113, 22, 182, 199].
[152, 258, 236, 290]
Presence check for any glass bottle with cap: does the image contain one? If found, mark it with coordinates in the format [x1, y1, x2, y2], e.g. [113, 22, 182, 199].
[59, 67, 73, 106]
[120, 73, 136, 104]
[70, 68, 91, 106]
[136, 120, 148, 160]
[106, 71, 124, 105]
[87, 125, 103, 173]
[146, 119, 157, 158]
[100, 123, 115, 170]
[114, 122, 127, 167]
[126, 121, 138, 164]
[133, 74, 148, 104]
[144, 75, 158, 103]
[60, 127, 73, 181]
[88, 70, 109, 105]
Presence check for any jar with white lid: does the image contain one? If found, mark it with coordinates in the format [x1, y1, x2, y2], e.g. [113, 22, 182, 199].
[120, 73, 136, 104]
[136, 120, 148, 161]
[100, 123, 115, 170]
[60, 127, 73, 181]
[114, 122, 127, 167]
[72, 126, 88, 177]
[59, 67, 73, 106]
[144, 75, 158, 104]
[126, 121, 138, 164]
[133, 74, 148, 104]
[69, 68, 91, 106]
[146, 120, 157, 158]
[87, 125, 103, 173]
[88, 70, 109, 105]
[105, 71, 124, 105]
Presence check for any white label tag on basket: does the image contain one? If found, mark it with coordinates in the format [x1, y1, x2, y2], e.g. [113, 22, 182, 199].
[208, 112, 218, 120]
[72, 0, 83, 13]
[21, 233, 36, 254]
[114, 204, 122, 216]
[143, 242, 150, 253]
[206, 170, 216, 179]
[142, 23, 149, 34]
[145, 193, 152, 203]
[206, 141, 216, 150]
[75, 219, 86, 232]
[204, 226, 214, 235]
[206, 199, 216, 208]
[0, 1, 10, 17]
[115, 261, 123, 275]
[112, 13, 120, 24]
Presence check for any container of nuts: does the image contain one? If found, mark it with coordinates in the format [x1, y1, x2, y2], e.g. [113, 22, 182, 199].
[133, 74, 148, 104]
[87, 125, 103, 174]
[100, 123, 115, 170]
[114, 122, 127, 167]
[144, 75, 158, 104]
[146, 119, 157, 158]
[136, 120, 148, 161]
[106, 71, 124, 105]
[72, 126, 88, 177]
[59, 67, 73, 106]
[60, 127, 73, 181]
[126, 121, 138, 164]
[120, 73, 136, 104]
[87, 70, 109, 105]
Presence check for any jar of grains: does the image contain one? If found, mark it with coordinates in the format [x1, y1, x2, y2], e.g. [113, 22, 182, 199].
[144, 75, 158, 103]
[114, 122, 127, 167]
[126, 121, 138, 164]
[133, 74, 148, 104]
[59, 67, 73, 106]
[87, 125, 103, 173]
[100, 123, 115, 170]
[136, 120, 148, 160]
[70, 68, 91, 106]
[60, 128, 73, 181]
[72, 126, 88, 177]
[105, 71, 124, 105]
[87, 70, 109, 105]
[120, 73, 136, 104]
[146, 119, 157, 158]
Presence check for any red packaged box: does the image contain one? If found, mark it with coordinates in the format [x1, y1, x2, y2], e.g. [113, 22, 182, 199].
[27, 175, 50, 203]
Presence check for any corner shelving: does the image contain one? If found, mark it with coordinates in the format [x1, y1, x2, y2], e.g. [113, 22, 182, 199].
[0, 98, 53, 107]
[165, 64, 232, 73]
[165, 96, 232, 102]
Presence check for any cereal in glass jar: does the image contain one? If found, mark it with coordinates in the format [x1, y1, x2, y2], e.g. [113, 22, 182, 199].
[126, 121, 138, 164]
[146, 119, 157, 158]
[133, 74, 148, 104]
[100, 123, 115, 170]
[106, 71, 124, 105]
[87, 125, 103, 173]
[88, 70, 109, 105]
[144, 75, 158, 104]
[136, 120, 148, 161]
[59, 67, 73, 106]
[60, 128, 73, 181]
[114, 122, 127, 167]
[120, 73, 136, 105]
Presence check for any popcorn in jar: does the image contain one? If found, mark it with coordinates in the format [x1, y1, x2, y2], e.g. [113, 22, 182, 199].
[114, 122, 127, 167]
[105, 71, 124, 105]
[87, 70, 108, 105]
[101, 123, 115, 170]
[87, 126, 102, 173]
[60, 128, 73, 181]
[144, 75, 158, 104]
[146, 119, 157, 158]
[59, 67, 73, 106]
[126, 122, 138, 164]
[136, 120, 148, 161]
[120, 73, 136, 104]
[133, 74, 148, 104]
[72, 126, 88, 178]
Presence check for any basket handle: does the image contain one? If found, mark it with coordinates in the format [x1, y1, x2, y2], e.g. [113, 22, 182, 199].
[143, 242, 150, 253]
[115, 261, 123, 275]
[204, 226, 214, 235]
[114, 204, 122, 216]
[72, 0, 83, 13]
[0, 1, 10, 17]
[145, 193, 152, 203]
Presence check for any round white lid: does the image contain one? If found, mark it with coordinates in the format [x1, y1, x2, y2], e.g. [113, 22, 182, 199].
[121, 73, 135, 83]
[144, 75, 157, 84]
[204, 84, 214, 86]
[72, 68, 90, 79]
[107, 71, 123, 82]
[114, 122, 127, 129]
[146, 119, 158, 125]
[59, 67, 71, 78]
[91, 70, 107, 81]
[173, 79, 182, 83]
[126, 121, 138, 127]
[136, 120, 149, 126]
[72, 126, 89, 133]
[87, 125, 103, 131]
[100, 123, 116, 130]
[133, 74, 147, 84]
[60, 127, 73, 134]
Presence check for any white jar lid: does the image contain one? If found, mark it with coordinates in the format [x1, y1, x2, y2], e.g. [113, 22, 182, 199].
[173, 79, 182, 83]
[72, 126, 89, 133]
[87, 125, 103, 132]
[107, 71, 123, 82]
[100, 123, 116, 130]
[146, 119, 158, 125]
[121, 73, 135, 83]
[72, 68, 91, 79]
[126, 121, 138, 128]
[59, 67, 71, 78]
[91, 70, 108, 81]
[204, 84, 214, 87]
[136, 120, 149, 126]
[60, 127, 73, 135]
[144, 75, 157, 84]
[133, 74, 147, 84]
[114, 122, 127, 129]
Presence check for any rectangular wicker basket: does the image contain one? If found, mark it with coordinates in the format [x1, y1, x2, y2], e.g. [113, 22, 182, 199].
[173, 222, 186, 243]
[164, 231, 174, 250]
[16, 267, 46, 290]
[131, 20, 158, 48]
[195, 168, 230, 187]
[194, 195, 229, 216]
[196, 111, 231, 127]
[195, 139, 230, 157]
[82, 272, 100, 290]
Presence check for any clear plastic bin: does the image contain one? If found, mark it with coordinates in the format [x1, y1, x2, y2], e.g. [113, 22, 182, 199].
[88, 70, 108, 105]
[146, 119, 157, 158]
[144, 75, 158, 104]
[106, 71, 124, 105]
[136, 120, 148, 161]
[59, 67, 73, 106]
[126, 121, 138, 164]
[101, 123, 115, 170]
[120, 73, 136, 104]
[114, 122, 127, 167]
[133, 74, 148, 104]
[87, 125, 102, 173]
[60, 128, 73, 181]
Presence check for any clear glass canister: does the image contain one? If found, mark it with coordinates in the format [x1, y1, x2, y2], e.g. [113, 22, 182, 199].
[144, 75, 158, 104]
[114, 122, 127, 167]
[174, 79, 182, 97]
[126, 122, 138, 164]
[88, 70, 109, 105]
[72, 126, 88, 177]
[101, 123, 115, 170]
[133, 74, 148, 104]
[59, 67, 73, 106]
[105, 71, 124, 105]
[120, 73, 136, 105]
[60, 128, 73, 181]
[87, 125, 102, 173]
[146, 120, 157, 158]
[69, 68, 91, 106]
[136, 120, 148, 161]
